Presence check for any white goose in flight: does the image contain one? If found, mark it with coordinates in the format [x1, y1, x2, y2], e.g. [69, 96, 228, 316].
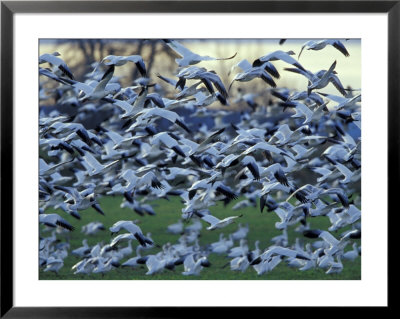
[129, 108, 191, 134]
[53, 185, 105, 215]
[39, 213, 74, 231]
[109, 220, 154, 247]
[39, 52, 74, 79]
[317, 92, 361, 111]
[82, 151, 120, 177]
[100, 54, 147, 76]
[285, 61, 347, 96]
[119, 169, 164, 192]
[194, 211, 242, 230]
[252, 255, 283, 275]
[73, 65, 119, 102]
[228, 59, 278, 91]
[39, 158, 73, 176]
[163, 39, 237, 67]
[150, 132, 187, 158]
[252, 50, 306, 71]
[298, 39, 350, 59]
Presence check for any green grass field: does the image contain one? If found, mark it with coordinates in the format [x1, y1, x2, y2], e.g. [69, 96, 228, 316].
[39, 195, 361, 280]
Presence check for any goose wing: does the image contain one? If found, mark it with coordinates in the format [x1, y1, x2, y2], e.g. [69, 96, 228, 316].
[164, 39, 195, 58]
[93, 65, 115, 94]
[327, 40, 350, 57]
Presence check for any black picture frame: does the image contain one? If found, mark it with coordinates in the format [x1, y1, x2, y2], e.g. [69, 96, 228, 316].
[1, 0, 395, 317]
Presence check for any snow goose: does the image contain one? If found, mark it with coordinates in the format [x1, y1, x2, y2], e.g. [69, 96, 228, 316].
[307, 60, 339, 93]
[295, 248, 321, 271]
[129, 108, 191, 134]
[39, 67, 73, 85]
[150, 132, 187, 158]
[104, 130, 139, 150]
[321, 144, 353, 164]
[188, 180, 238, 201]
[174, 66, 229, 99]
[164, 39, 237, 67]
[259, 194, 279, 213]
[43, 256, 64, 274]
[317, 92, 361, 111]
[285, 64, 347, 96]
[40, 136, 75, 156]
[194, 211, 242, 230]
[144, 255, 167, 275]
[121, 245, 144, 268]
[72, 258, 95, 275]
[39, 52, 74, 79]
[53, 185, 105, 215]
[253, 50, 306, 71]
[286, 90, 325, 105]
[228, 239, 249, 258]
[290, 143, 317, 160]
[119, 169, 164, 193]
[39, 213, 74, 231]
[228, 254, 251, 272]
[192, 90, 228, 107]
[342, 243, 360, 261]
[268, 124, 296, 146]
[81, 151, 120, 177]
[210, 233, 226, 249]
[210, 237, 232, 254]
[334, 162, 354, 184]
[328, 205, 361, 231]
[93, 258, 117, 275]
[325, 255, 343, 274]
[241, 141, 294, 160]
[110, 220, 154, 247]
[303, 229, 349, 256]
[48, 172, 73, 185]
[118, 240, 133, 258]
[273, 204, 301, 230]
[260, 163, 292, 187]
[298, 39, 350, 59]
[39, 158, 73, 176]
[231, 58, 280, 79]
[252, 255, 283, 275]
[73, 65, 118, 102]
[130, 203, 156, 216]
[72, 239, 90, 258]
[193, 71, 230, 99]
[182, 254, 210, 275]
[254, 246, 310, 264]
[286, 184, 350, 207]
[310, 166, 336, 183]
[100, 54, 146, 76]
[228, 65, 276, 91]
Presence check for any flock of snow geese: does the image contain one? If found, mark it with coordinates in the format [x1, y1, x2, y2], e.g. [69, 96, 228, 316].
[39, 39, 361, 277]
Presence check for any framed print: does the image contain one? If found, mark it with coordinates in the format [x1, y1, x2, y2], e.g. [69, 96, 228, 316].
[1, 0, 395, 316]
